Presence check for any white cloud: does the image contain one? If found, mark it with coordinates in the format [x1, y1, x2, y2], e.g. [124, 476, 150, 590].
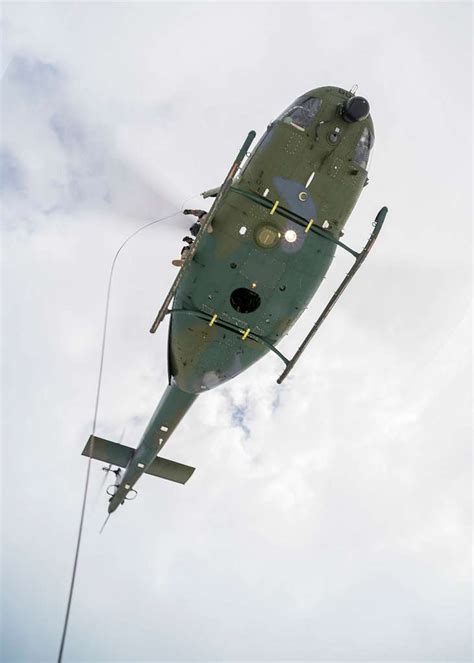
[1, 2, 471, 662]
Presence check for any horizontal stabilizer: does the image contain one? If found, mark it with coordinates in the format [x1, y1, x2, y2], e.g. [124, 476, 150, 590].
[145, 456, 195, 484]
[82, 435, 195, 484]
[82, 435, 133, 468]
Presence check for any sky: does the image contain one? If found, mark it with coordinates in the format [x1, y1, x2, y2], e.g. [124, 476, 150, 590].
[1, 2, 472, 662]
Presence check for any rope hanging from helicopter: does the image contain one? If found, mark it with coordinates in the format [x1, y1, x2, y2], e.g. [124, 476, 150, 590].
[57, 200, 200, 663]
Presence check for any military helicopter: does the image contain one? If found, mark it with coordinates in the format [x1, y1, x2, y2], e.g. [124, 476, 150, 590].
[82, 85, 387, 513]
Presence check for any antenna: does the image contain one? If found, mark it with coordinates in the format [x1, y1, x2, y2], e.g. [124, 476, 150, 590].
[100, 514, 111, 534]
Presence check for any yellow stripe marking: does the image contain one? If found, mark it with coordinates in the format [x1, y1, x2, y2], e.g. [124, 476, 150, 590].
[270, 200, 279, 215]
[209, 313, 217, 327]
[305, 219, 314, 233]
[241, 328, 250, 341]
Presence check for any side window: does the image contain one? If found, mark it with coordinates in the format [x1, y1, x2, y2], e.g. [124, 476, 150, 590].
[279, 97, 322, 130]
[353, 127, 374, 170]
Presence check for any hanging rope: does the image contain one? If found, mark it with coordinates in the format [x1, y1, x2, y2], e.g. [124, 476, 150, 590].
[57, 208, 184, 662]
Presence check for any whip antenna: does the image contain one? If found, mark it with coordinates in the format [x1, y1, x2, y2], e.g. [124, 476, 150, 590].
[100, 514, 111, 534]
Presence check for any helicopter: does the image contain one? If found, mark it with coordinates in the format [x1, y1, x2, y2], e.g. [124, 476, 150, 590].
[82, 85, 387, 513]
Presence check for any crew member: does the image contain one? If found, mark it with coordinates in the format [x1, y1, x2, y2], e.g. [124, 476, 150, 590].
[171, 210, 210, 268]
[184, 208, 209, 236]
[172, 236, 194, 268]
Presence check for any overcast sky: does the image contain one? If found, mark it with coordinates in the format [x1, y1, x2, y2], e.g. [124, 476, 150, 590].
[1, 2, 472, 662]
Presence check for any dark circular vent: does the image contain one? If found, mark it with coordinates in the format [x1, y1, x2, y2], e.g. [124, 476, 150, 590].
[230, 288, 261, 314]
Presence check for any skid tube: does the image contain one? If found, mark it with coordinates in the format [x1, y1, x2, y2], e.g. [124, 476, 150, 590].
[153, 207, 387, 384]
[149, 130, 256, 335]
[276, 206, 388, 384]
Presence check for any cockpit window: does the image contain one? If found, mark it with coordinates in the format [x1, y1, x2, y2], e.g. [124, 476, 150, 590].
[353, 127, 374, 170]
[279, 97, 322, 130]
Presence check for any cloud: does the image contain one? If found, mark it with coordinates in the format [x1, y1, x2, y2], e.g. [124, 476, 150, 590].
[0, 147, 24, 195]
[1, 2, 472, 662]
[1, 55, 176, 229]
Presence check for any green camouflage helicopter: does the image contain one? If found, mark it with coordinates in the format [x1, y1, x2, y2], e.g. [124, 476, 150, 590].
[83, 85, 387, 513]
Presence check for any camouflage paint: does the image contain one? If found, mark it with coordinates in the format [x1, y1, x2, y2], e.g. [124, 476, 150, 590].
[89, 86, 377, 510]
[170, 86, 374, 393]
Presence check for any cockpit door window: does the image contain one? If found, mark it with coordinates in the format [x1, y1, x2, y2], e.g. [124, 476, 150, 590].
[353, 127, 374, 170]
[278, 97, 322, 130]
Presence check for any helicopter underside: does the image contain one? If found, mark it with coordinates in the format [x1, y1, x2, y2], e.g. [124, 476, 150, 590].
[167, 187, 337, 393]
[166, 87, 373, 393]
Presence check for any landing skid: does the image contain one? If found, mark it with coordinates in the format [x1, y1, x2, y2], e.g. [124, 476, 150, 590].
[276, 205, 387, 383]
[157, 206, 387, 384]
[149, 130, 256, 335]
[147, 123, 387, 382]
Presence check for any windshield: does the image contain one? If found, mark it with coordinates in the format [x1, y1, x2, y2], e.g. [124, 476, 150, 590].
[279, 96, 322, 130]
[353, 127, 374, 170]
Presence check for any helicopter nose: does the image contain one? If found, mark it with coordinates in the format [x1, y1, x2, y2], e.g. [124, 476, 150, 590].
[342, 96, 370, 122]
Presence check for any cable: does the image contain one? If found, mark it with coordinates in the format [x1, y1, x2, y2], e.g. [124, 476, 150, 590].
[57, 209, 182, 662]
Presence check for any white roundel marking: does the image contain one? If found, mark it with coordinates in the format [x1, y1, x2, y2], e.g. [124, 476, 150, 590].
[284, 230, 298, 243]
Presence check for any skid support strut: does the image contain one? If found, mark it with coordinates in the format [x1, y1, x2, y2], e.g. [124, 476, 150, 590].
[149, 130, 256, 334]
[276, 206, 388, 383]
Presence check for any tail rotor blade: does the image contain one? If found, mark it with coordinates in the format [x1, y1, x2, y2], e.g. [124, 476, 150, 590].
[93, 464, 112, 505]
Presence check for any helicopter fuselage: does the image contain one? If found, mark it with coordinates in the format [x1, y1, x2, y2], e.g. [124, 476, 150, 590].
[170, 85, 374, 392]
[84, 85, 381, 513]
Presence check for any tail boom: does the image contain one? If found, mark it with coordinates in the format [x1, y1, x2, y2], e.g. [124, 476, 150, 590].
[82, 384, 198, 512]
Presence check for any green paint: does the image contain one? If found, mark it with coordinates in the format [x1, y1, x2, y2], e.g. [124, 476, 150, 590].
[83, 86, 383, 511]
[171, 86, 375, 393]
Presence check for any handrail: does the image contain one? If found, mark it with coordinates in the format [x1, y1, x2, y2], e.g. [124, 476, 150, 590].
[165, 308, 290, 366]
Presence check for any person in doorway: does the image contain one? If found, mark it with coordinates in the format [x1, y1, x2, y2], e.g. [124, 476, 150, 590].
[184, 208, 212, 235]
[172, 236, 194, 268]
[171, 210, 211, 267]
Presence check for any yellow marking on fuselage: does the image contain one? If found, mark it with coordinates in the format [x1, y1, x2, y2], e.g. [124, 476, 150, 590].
[305, 219, 314, 233]
[241, 328, 251, 340]
[270, 200, 279, 215]
[209, 313, 217, 327]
